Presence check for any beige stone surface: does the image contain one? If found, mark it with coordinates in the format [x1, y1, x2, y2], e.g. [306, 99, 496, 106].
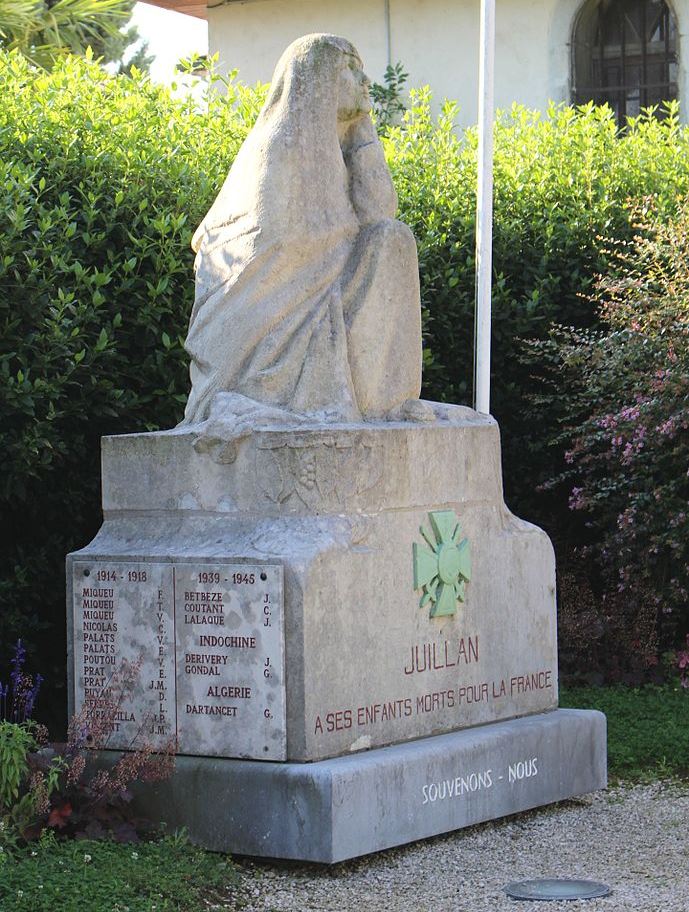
[70, 559, 287, 759]
[182, 33, 422, 426]
[67, 35, 559, 770]
[74, 404, 558, 763]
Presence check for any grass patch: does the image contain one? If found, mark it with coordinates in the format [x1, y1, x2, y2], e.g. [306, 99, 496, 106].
[561, 684, 689, 781]
[0, 832, 243, 912]
[3, 686, 686, 909]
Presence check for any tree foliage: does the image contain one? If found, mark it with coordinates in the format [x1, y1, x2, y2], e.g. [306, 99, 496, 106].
[0, 0, 148, 70]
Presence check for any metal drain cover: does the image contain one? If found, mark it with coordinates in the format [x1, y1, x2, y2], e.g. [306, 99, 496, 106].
[504, 879, 611, 901]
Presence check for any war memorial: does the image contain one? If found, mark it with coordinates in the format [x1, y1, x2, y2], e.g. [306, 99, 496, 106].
[67, 33, 606, 863]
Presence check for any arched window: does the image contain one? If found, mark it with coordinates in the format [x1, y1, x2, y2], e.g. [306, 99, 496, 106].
[572, 0, 678, 124]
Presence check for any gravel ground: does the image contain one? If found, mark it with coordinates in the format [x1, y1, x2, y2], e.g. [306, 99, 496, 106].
[236, 783, 689, 912]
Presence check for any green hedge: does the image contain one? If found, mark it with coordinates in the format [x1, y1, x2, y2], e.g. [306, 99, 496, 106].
[386, 93, 689, 518]
[3, 50, 689, 707]
[0, 52, 263, 702]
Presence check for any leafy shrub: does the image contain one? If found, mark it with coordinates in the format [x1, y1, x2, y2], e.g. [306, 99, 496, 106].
[385, 96, 689, 521]
[1, 642, 59, 843]
[370, 61, 408, 133]
[535, 201, 689, 672]
[0, 51, 264, 697]
[0, 642, 52, 841]
[0, 721, 45, 829]
[0, 640, 174, 846]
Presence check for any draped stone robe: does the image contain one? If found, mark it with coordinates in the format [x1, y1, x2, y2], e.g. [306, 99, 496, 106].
[182, 34, 422, 426]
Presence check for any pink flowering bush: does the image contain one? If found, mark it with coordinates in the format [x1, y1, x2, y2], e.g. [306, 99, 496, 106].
[676, 635, 689, 688]
[537, 200, 689, 667]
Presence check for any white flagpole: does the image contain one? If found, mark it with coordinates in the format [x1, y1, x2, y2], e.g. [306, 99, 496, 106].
[474, 0, 495, 415]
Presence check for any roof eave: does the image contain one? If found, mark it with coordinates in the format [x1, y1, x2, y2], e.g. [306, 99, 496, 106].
[141, 0, 208, 21]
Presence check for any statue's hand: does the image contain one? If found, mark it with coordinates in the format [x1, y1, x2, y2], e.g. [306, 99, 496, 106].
[344, 120, 397, 223]
[340, 114, 377, 156]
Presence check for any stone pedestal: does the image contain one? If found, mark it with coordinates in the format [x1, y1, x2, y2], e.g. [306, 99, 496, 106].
[119, 708, 606, 863]
[67, 403, 606, 859]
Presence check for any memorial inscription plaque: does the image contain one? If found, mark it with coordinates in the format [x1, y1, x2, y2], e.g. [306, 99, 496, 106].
[72, 560, 286, 761]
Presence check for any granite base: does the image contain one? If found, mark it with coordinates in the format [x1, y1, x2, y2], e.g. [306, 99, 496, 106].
[121, 708, 606, 863]
[71, 407, 559, 763]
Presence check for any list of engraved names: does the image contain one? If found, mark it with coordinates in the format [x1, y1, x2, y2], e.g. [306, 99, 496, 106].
[72, 561, 286, 761]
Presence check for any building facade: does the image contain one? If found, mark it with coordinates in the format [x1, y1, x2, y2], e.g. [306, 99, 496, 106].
[150, 0, 686, 125]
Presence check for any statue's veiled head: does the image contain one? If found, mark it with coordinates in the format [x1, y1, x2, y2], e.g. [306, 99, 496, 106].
[261, 33, 372, 131]
[193, 34, 373, 251]
[336, 48, 372, 121]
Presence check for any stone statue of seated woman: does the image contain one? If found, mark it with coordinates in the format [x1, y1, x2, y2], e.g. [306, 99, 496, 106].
[181, 33, 429, 442]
